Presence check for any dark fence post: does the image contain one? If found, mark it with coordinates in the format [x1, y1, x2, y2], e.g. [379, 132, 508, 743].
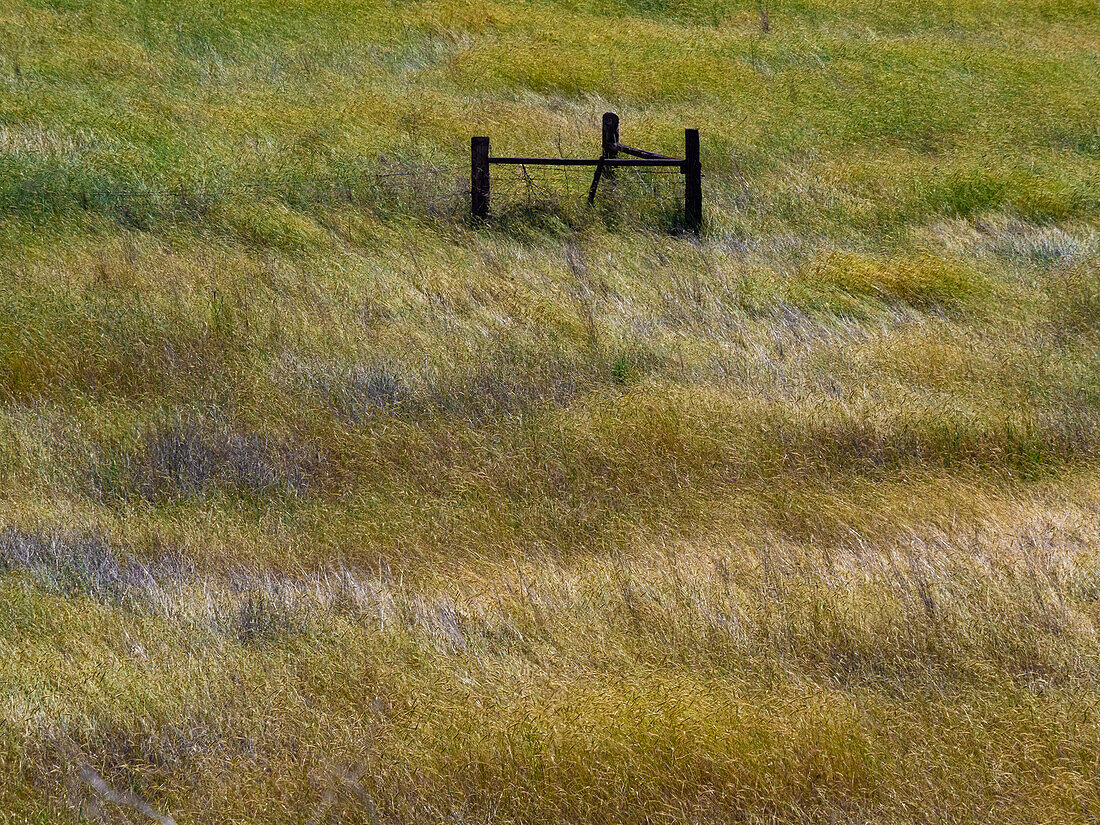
[684, 128, 701, 234]
[471, 136, 490, 220]
[588, 112, 620, 205]
[602, 112, 619, 178]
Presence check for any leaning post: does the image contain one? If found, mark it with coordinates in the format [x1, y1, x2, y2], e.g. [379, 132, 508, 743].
[684, 128, 702, 234]
[471, 136, 490, 220]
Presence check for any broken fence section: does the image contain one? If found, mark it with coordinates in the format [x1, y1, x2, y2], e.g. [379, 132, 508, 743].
[471, 112, 702, 233]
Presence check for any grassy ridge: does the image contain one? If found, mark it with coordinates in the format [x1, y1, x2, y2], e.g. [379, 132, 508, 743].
[1, 0, 1099, 822]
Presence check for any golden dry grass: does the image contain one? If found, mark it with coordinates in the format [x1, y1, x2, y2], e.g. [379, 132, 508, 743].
[1, 0, 1099, 822]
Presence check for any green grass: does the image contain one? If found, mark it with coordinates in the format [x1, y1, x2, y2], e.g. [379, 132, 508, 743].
[1, 0, 1099, 822]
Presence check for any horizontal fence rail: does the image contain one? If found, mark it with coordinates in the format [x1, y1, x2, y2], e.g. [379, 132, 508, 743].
[487, 157, 684, 168]
[471, 112, 702, 233]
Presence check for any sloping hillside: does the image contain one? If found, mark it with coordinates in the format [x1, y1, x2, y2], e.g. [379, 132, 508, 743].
[1, 1, 1099, 822]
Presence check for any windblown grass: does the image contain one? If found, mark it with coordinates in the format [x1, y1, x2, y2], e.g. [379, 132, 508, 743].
[1, 0, 1099, 822]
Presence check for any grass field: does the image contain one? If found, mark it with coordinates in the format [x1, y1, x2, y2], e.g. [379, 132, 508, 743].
[1, 0, 1099, 822]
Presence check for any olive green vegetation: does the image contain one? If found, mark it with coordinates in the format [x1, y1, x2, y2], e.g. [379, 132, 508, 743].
[1, 0, 1099, 822]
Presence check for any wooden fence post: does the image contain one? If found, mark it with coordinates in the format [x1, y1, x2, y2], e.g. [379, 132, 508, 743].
[471, 136, 490, 220]
[684, 128, 701, 234]
[588, 112, 619, 204]
[602, 112, 619, 177]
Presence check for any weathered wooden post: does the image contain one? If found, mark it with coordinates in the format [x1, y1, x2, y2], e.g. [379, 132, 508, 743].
[588, 112, 620, 205]
[684, 128, 701, 234]
[471, 136, 490, 220]
[602, 112, 619, 175]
